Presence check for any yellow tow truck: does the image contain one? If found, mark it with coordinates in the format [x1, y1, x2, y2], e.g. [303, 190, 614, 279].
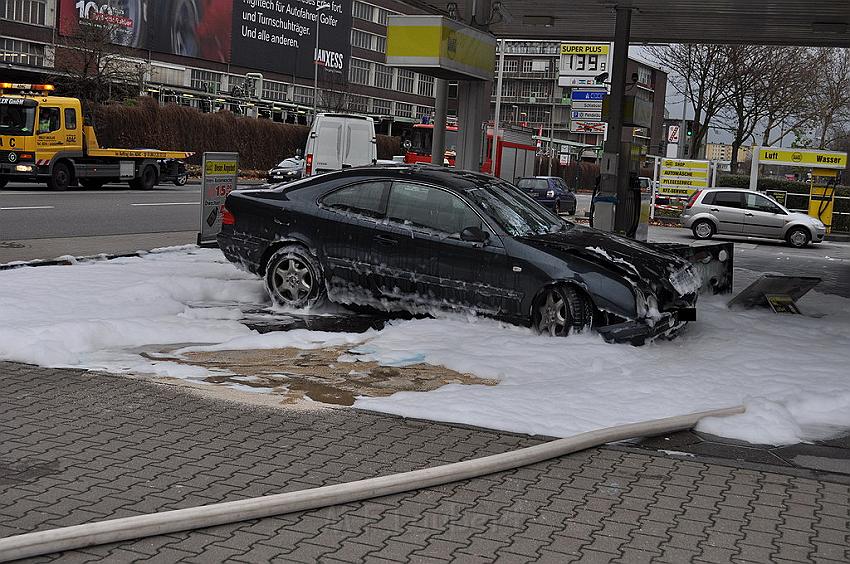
[0, 84, 192, 190]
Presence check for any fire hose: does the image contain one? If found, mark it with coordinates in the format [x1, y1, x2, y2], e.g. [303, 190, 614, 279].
[0, 406, 745, 562]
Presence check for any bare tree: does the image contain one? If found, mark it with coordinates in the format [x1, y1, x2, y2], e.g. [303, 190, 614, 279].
[644, 44, 730, 159]
[757, 47, 818, 147]
[318, 71, 353, 113]
[52, 20, 140, 104]
[805, 48, 850, 148]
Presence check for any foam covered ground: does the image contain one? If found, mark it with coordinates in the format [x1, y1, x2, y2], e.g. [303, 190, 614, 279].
[2, 246, 848, 446]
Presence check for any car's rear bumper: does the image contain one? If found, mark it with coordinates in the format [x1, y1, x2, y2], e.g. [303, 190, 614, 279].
[217, 231, 263, 274]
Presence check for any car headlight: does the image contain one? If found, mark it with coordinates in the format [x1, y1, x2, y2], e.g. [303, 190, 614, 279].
[812, 219, 824, 228]
[546, 190, 555, 198]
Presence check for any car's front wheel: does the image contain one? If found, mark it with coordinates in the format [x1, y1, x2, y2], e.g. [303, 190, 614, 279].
[264, 245, 326, 309]
[786, 226, 811, 248]
[692, 219, 715, 240]
[534, 285, 593, 337]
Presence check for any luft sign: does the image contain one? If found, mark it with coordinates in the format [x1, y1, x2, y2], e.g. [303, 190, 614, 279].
[757, 147, 847, 169]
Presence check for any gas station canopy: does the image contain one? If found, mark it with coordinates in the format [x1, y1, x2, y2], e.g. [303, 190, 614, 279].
[403, 0, 850, 47]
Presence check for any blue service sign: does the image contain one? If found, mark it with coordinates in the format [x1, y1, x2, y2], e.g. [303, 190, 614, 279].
[571, 90, 606, 101]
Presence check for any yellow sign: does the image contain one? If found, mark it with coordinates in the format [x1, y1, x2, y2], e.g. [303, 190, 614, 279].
[205, 160, 238, 175]
[658, 158, 711, 196]
[758, 147, 847, 169]
[386, 15, 496, 81]
[560, 43, 610, 55]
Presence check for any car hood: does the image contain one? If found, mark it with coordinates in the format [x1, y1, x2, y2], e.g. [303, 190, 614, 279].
[787, 212, 819, 224]
[521, 224, 700, 297]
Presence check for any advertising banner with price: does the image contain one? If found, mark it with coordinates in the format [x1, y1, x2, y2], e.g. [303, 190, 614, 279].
[198, 152, 238, 246]
[658, 158, 710, 197]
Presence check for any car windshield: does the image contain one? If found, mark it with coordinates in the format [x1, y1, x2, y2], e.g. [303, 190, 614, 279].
[466, 179, 566, 237]
[0, 105, 35, 135]
[277, 158, 300, 167]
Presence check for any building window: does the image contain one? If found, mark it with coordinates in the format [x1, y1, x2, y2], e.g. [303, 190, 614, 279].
[374, 35, 386, 54]
[502, 59, 519, 73]
[395, 102, 413, 118]
[350, 58, 372, 86]
[150, 64, 185, 86]
[373, 98, 391, 115]
[374, 64, 393, 89]
[352, 0, 374, 21]
[397, 69, 414, 93]
[417, 75, 434, 97]
[416, 105, 432, 120]
[0, 37, 45, 66]
[2, 0, 47, 25]
[376, 7, 391, 25]
[293, 86, 313, 105]
[349, 95, 369, 113]
[351, 29, 371, 50]
[262, 80, 288, 102]
[637, 65, 653, 87]
[190, 69, 221, 93]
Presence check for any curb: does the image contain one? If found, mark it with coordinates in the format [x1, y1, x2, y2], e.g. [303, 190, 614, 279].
[0, 251, 148, 272]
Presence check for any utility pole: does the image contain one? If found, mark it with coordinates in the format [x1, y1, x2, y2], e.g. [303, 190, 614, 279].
[312, 1, 329, 122]
[490, 38, 506, 177]
[547, 101, 555, 175]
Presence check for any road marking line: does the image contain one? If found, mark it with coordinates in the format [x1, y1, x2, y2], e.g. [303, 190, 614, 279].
[0, 206, 55, 210]
[130, 202, 199, 206]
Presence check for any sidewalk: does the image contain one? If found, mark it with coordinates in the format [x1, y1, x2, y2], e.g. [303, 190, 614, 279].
[1, 361, 847, 563]
[0, 231, 197, 264]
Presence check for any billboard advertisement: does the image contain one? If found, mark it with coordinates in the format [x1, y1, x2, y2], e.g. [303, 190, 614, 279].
[59, 0, 352, 81]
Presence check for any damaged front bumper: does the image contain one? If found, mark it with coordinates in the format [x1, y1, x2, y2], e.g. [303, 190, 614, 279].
[597, 308, 694, 346]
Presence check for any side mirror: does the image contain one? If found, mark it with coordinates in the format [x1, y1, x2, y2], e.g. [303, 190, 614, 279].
[460, 226, 489, 244]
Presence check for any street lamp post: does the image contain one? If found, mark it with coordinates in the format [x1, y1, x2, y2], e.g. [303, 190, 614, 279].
[313, 1, 330, 121]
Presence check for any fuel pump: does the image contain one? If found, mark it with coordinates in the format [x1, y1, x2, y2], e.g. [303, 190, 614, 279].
[808, 168, 838, 235]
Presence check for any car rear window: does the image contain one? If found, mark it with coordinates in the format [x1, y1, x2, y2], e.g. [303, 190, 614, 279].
[517, 179, 548, 190]
[713, 191, 743, 209]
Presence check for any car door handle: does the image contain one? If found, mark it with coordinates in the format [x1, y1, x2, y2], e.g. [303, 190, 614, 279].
[744, 212, 754, 216]
[375, 235, 398, 246]
[710, 208, 719, 212]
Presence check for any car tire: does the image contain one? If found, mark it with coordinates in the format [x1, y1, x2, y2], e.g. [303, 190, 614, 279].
[786, 226, 811, 248]
[692, 219, 715, 240]
[47, 162, 72, 191]
[554, 200, 561, 214]
[174, 173, 188, 186]
[79, 179, 107, 190]
[534, 284, 594, 337]
[129, 165, 158, 190]
[264, 245, 326, 309]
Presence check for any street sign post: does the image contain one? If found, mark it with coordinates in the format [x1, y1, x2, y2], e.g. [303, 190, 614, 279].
[570, 121, 607, 134]
[658, 158, 710, 197]
[571, 110, 603, 120]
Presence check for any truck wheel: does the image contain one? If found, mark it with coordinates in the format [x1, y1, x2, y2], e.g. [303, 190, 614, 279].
[130, 165, 158, 190]
[47, 162, 72, 191]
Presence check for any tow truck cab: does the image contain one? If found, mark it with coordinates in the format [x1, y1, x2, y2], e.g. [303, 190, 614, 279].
[0, 83, 191, 190]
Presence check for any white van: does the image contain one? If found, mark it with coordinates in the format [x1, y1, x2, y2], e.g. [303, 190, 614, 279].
[303, 113, 377, 176]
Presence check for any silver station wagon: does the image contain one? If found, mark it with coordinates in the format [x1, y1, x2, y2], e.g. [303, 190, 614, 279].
[681, 188, 826, 248]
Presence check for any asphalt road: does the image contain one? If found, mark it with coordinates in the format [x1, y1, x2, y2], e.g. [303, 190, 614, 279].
[1, 182, 205, 239]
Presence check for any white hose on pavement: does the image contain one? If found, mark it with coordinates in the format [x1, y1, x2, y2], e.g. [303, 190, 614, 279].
[0, 406, 745, 562]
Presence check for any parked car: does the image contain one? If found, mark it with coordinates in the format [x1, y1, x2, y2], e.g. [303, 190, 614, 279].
[268, 156, 304, 183]
[681, 188, 826, 248]
[158, 158, 188, 186]
[303, 113, 377, 176]
[516, 176, 577, 215]
[219, 166, 700, 344]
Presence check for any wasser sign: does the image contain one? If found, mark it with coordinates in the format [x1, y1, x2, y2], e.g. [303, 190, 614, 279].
[658, 159, 710, 196]
[757, 147, 847, 169]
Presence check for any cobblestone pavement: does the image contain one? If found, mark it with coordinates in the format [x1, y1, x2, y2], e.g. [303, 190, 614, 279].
[1, 361, 848, 563]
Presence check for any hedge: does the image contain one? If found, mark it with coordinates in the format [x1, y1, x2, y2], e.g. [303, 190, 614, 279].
[717, 174, 850, 197]
[90, 97, 401, 170]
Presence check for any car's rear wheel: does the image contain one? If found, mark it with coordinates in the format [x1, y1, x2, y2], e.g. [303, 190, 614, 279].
[264, 246, 326, 309]
[174, 173, 188, 186]
[786, 226, 811, 248]
[534, 285, 593, 337]
[692, 219, 715, 240]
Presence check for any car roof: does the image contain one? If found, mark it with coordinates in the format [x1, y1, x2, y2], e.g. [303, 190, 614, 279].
[701, 187, 759, 193]
[287, 165, 504, 194]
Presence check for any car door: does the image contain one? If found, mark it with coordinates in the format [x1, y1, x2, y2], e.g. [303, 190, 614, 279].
[707, 191, 745, 234]
[372, 181, 514, 315]
[743, 192, 787, 238]
[317, 180, 390, 297]
[313, 120, 343, 174]
[342, 119, 375, 168]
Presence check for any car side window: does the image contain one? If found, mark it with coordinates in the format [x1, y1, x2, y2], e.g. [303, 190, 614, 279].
[745, 193, 783, 214]
[701, 191, 716, 205]
[713, 191, 743, 209]
[321, 181, 388, 218]
[387, 182, 483, 237]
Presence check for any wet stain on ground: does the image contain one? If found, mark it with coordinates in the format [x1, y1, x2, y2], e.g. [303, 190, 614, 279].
[169, 346, 496, 406]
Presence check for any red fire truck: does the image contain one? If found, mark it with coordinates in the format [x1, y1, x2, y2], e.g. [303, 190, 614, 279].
[403, 122, 536, 182]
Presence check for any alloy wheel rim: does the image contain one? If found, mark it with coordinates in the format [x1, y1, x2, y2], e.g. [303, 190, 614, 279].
[791, 230, 807, 246]
[696, 223, 711, 238]
[538, 290, 568, 336]
[272, 257, 313, 303]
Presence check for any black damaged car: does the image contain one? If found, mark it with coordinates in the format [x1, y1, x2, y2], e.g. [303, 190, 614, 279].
[218, 166, 700, 344]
